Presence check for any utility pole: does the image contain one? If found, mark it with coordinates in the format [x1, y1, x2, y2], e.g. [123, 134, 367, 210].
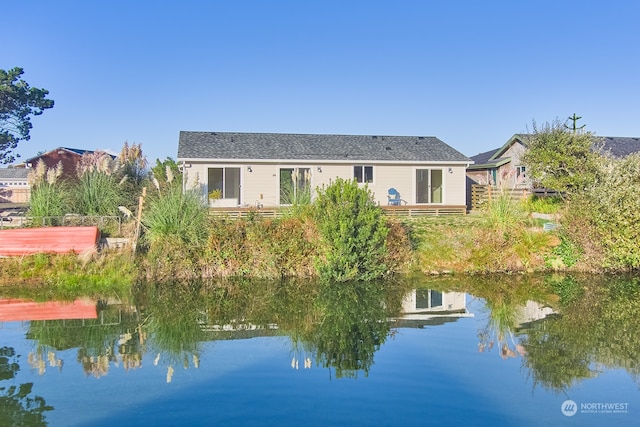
[565, 113, 586, 132]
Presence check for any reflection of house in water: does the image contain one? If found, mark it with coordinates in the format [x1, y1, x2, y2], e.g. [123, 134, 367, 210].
[394, 289, 474, 328]
[515, 301, 556, 329]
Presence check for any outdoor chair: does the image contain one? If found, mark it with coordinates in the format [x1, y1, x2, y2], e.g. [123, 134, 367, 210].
[387, 188, 405, 206]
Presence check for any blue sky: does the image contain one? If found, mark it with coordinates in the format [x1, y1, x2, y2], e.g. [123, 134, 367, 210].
[4, 0, 640, 164]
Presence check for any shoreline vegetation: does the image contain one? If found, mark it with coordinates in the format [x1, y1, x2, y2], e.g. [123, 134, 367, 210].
[4, 123, 640, 292]
[0, 188, 629, 292]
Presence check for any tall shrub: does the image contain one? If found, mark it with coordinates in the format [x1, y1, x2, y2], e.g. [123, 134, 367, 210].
[27, 160, 68, 223]
[73, 151, 121, 216]
[312, 178, 388, 282]
[74, 170, 121, 216]
[142, 177, 208, 247]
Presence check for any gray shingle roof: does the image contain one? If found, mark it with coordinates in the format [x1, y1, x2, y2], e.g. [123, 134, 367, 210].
[597, 136, 640, 158]
[178, 131, 471, 163]
[0, 168, 29, 180]
[469, 148, 500, 166]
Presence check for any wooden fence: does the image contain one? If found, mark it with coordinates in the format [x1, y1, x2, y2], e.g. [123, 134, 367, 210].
[471, 185, 561, 210]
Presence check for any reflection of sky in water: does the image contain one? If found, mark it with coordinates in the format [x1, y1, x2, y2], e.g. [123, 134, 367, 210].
[1, 295, 637, 427]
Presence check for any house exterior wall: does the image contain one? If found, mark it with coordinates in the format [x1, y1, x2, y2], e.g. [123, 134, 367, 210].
[27, 151, 83, 181]
[500, 141, 528, 188]
[183, 161, 468, 207]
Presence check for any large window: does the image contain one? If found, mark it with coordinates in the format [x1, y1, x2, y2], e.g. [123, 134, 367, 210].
[416, 169, 443, 204]
[208, 167, 240, 202]
[280, 167, 311, 205]
[354, 165, 373, 183]
[415, 289, 444, 309]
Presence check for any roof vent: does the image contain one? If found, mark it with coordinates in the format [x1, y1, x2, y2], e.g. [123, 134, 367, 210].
[372, 136, 378, 139]
[385, 146, 392, 151]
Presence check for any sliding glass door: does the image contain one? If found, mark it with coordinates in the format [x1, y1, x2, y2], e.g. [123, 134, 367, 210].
[416, 169, 443, 204]
[208, 167, 240, 203]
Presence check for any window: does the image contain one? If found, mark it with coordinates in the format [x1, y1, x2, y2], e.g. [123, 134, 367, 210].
[354, 165, 373, 183]
[280, 167, 311, 205]
[415, 289, 443, 309]
[207, 167, 240, 202]
[515, 166, 527, 186]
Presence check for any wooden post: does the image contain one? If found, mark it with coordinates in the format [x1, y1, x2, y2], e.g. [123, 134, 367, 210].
[132, 186, 146, 252]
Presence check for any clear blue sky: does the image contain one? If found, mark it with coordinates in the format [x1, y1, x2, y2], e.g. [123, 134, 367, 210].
[4, 0, 640, 164]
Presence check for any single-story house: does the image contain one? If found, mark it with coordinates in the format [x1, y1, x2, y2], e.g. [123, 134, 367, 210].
[0, 167, 30, 203]
[177, 131, 472, 209]
[466, 134, 640, 189]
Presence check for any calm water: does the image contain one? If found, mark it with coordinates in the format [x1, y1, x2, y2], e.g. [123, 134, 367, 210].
[1, 275, 639, 426]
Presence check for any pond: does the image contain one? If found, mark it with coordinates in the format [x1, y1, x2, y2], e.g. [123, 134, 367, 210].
[1, 274, 639, 426]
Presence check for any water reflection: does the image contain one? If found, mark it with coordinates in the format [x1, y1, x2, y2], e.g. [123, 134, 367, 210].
[1, 274, 640, 393]
[1, 346, 53, 426]
[518, 275, 640, 391]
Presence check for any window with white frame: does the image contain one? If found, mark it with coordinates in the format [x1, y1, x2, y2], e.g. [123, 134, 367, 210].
[354, 165, 373, 183]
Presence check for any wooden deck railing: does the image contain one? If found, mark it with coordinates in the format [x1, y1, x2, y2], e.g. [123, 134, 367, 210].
[208, 204, 467, 219]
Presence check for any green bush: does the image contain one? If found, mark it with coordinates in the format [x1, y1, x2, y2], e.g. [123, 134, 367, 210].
[521, 195, 563, 214]
[581, 154, 640, 269]
[73, 170, 122, 216]
[312, 178, 388, 282]
[142, 182, 208, 247]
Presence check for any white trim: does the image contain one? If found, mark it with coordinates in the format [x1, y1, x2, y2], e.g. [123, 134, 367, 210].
[178, 157, 470, 166]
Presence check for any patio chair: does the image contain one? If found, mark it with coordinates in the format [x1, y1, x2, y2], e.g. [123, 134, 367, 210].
[387, 188, 404, 206]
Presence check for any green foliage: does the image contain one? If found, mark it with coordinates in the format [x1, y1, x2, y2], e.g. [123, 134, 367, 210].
[309, 281, 390, 378]
[522, 119, 602, 195]
[73, 170, 122, 216]
[482, 191, 526, 235]
[279, 168, 312, 217]
[0, 67, 54, 164]
[548, 235, 582, 268]
[142, 181, 208, 247]
[578, 153, 640, 269]
[521, 195, 563, 214]
[312, 178, 389, 282]
[28, 182, 69, 224]
[27, 161, 69, 224]
[204, 216, 318, 279]
[150, 157, 181, 192]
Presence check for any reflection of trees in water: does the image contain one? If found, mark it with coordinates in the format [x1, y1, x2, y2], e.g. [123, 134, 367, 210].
[0, 346, 53, 426]
[477, 296, 527, 360]
[25, 303, 145, 378]
[519, 275, 640, 392]
[299, 280, 407, 379]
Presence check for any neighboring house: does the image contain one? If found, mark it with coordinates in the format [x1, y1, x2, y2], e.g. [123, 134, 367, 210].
[466, 134, 529, 189]
[25, 147, 108, 181]
[0, 167, 30, 203]
[466, 134, 640, 189]
[177, 131, 472, 208]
